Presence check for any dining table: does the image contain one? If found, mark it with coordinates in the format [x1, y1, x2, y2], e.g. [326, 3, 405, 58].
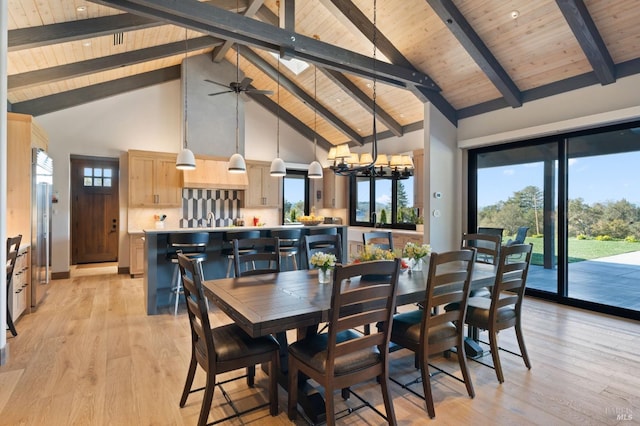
[202, 259, 501, 424]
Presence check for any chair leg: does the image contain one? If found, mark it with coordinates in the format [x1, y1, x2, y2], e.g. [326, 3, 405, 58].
[287, 360, 299, 420]
[174, 274, 181, 316]
[246, 365, 255, 387]
[488, 330, 504, 383]
[6, 307, 17, 336]
[292, 254, 298, 270]
[379, 371, 397, 425]
[515, 319, 532, 369]
[269, 351, 279, 416]
[325, 384, 336, 426]
[180, 354, 198, 407]
[197, 371, 217, 426]
[226, 256, 233, 278]
[456, 340, 475, 398]
[420, 354, 436, 418]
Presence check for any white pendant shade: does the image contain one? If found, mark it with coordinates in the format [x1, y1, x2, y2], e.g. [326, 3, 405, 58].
[270, 157, 287, 177]
[228, 153, 247, 173]
[176, 148, 196, 170]
[308, 161, 323, 179]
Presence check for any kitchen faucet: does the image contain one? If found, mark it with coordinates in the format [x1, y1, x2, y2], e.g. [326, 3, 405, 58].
[207, 211, 216, 227]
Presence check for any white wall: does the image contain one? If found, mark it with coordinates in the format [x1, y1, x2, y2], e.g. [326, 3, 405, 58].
[458, 73, 640, 148]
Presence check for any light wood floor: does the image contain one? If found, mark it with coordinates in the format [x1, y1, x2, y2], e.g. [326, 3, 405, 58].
[1, 267, 638, 425]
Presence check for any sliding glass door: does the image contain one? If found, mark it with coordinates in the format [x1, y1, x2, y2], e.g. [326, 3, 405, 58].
[470, 121, 640, 320]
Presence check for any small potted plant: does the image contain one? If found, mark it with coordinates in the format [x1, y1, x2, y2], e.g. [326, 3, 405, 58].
[415, 215, 424, 233]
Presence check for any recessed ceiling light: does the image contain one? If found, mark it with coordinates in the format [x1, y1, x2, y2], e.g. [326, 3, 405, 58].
[336, 98, 342, 103]
[510, 10, 520, 19]
[77, 6, 87, 12]
[82, 41, 91, 47]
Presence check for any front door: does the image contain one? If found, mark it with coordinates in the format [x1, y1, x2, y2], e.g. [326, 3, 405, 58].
[71, 156, 120, 264]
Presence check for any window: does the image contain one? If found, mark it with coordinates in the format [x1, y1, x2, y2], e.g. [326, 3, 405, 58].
[83, 167, 112, 187]
[283, 170, 311, 224]
[350, 175, 416, 229]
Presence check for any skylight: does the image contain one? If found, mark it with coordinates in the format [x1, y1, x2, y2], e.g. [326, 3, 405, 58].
[269, 52, 310, 75]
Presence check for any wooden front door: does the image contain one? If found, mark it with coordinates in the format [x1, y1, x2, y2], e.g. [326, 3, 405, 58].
[71, 157, 120, 264]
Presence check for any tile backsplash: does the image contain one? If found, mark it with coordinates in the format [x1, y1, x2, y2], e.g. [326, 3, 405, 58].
[179, 188, 243, 228]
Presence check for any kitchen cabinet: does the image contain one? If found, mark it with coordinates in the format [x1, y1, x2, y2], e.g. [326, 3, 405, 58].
[245, 161, 281, 207]
[182, 157, 248, 189]
[129, 234, 145, 277]
[128, 150, 182, 207]
[7, 113, 48, 239]
[323, 169, 347, 209]
[9, 246, 31, 321]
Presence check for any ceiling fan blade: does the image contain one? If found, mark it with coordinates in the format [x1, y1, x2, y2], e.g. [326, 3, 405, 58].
[204, 79, 230, 88]
[239, 77, 253, 90]
[208, 90, 233, 96]
[246, 88, 274, 96]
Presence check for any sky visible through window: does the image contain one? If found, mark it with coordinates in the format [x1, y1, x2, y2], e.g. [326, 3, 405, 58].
[478, 152, 640, 208]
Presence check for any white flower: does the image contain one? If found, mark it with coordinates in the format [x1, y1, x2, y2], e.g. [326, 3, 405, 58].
[403, 242, 431, 260]
[310, 251, 337, 271]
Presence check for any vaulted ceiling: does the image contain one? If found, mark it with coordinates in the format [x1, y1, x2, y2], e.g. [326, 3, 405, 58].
[6, 0, 640, 151]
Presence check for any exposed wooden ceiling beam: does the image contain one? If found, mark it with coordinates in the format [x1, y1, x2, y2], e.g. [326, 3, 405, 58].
[9, 36, 222, 91]
[246, 86, 334, 152]
[320, 0, 457, 125]
[212, 0, 265, 62]
[8, 14, 159, 51]
[323, 69, 403, 137]
[426, 0, 522, 108]
[11, 66, 181, 117]
[239, 46, 364, 145]
[90, 0, 439, 90]
[556, 0, 616, 85]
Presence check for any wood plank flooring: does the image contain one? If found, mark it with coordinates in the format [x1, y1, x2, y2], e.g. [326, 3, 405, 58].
[1, 268, 638, 425]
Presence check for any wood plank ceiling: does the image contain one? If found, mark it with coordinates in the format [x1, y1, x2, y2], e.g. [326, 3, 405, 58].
[6, 0, 640, 151]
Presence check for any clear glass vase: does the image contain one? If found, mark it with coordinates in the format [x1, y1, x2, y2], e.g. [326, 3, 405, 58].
[411, 257, 424, 271]
[318, 268, 331, 284]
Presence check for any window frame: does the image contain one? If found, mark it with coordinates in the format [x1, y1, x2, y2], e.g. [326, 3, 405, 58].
[349, 175, 416, 230]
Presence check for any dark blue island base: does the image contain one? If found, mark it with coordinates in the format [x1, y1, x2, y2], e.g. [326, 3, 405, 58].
[143, 225, 348, 315]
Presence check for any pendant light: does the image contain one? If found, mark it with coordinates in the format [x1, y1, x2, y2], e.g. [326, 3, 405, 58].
[228, 44, 247, 174]
[270, 57, 286, 177]
[330, 0, 380, 177]
[308, 63, 323, 179]
[176, 27, 196, 170]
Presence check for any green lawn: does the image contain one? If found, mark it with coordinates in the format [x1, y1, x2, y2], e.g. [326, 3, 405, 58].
[525, 237, 640, 265]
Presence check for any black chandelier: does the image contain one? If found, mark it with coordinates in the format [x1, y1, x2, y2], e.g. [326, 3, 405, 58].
[329, 149, 414, 179]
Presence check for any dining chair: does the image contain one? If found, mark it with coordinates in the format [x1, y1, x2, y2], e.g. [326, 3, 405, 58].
[177, 253, 280, 426]
[464, 243, 533, 383]
[362, 231, 394, 251]
[270, 228, 301, 271]
[167, 232, 209, 315]
[6, 234, 23, 337]
[304, 233, 343, 268]
[505, 226, 530, 246]
[223, 230, 260, 277]
[387, 249, 476, 418]
[461, 232, 502, 303]
[287, 258, 401, 426]
[233, 237, 280, 277]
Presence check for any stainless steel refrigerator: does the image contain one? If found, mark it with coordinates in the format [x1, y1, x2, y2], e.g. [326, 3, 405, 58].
[32, 148, 53, 308]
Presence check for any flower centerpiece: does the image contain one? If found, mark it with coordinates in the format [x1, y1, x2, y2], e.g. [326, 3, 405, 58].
[353, 244, 397, 262]
[310, 251, 337, 283]
[403, 242, 431, 271]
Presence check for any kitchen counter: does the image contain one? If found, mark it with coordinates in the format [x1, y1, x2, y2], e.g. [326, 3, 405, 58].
[142, 224, 348, 315]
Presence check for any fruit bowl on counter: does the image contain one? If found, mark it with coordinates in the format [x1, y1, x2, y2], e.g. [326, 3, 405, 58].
[298, 215, 324, 226]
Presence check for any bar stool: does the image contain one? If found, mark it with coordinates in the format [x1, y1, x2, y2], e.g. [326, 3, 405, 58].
[167, 232, 209, 315]
[270, 228, 301, 271]
[223, 230, 260, 277]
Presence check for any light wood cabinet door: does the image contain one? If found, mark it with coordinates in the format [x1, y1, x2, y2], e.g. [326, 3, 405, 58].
[323, 170, 347, 209]
[129, 234, 145, 277]
[128, 151, 182, 207]
[245, 162, 282, 207]
[182, 158, 249, 189]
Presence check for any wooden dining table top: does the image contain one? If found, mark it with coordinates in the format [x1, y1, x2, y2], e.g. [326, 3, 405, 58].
[202, 260, 500, 339]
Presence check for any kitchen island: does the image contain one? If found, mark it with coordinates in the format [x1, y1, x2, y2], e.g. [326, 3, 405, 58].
[142, 224, 348, 315]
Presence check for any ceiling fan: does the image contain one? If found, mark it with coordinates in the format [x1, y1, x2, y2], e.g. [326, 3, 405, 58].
[205, 77, 274, 97]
